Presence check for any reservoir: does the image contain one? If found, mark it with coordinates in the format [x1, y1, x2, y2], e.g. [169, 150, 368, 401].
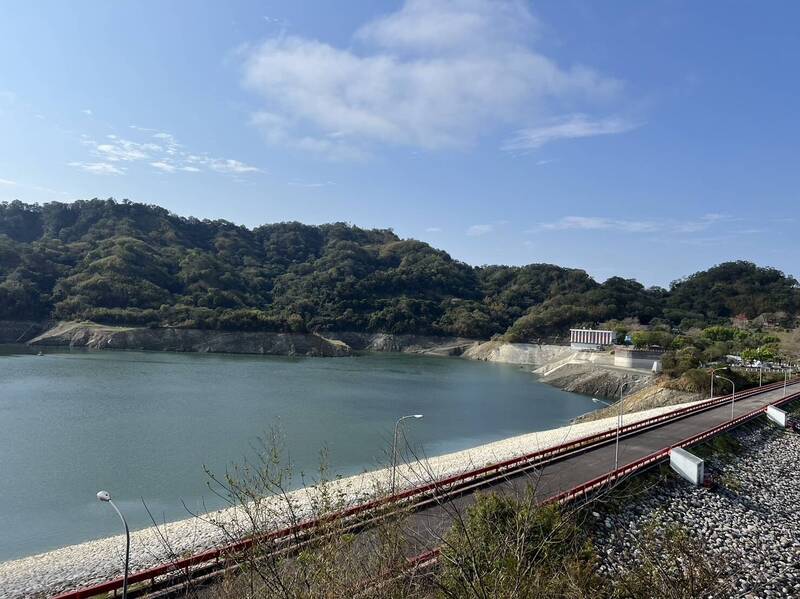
[0, 346, 596, 562]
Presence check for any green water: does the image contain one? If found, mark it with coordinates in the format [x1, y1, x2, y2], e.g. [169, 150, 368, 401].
[0, 346, 596, 562]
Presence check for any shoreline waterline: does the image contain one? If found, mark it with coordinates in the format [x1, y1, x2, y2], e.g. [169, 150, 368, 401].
[0, 399, 704, 599]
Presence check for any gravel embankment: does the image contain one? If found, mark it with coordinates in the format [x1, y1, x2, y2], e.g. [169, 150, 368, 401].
[593, 422, 800, 598]
[0, 400, 706, 599]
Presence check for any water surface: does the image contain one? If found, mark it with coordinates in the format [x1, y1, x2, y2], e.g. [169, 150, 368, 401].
[0, 346, 595, 561]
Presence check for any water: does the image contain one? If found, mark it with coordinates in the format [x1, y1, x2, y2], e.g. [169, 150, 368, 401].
[0, 346, 596, 562]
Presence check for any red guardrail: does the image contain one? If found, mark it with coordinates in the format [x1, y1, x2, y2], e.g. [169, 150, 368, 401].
[397, 386, 800, 577]
[551, 388, 800, 505]
[51, 378, 800, 598]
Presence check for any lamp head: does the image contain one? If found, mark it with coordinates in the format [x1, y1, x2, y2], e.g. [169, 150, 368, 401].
[97, 490, 112, 502]
[413, 414, 423, 419]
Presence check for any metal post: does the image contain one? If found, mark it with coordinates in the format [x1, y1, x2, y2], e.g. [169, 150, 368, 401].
[615, 382, 630, 471]
[710, 366, 728, 400]
[592, 391, 625, 471]
[97, 491, 129, 599]
[715, 375, 736, 421]
[390, 415, 423, 495]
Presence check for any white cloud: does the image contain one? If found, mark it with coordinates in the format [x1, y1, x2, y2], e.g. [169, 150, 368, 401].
[150, 161, 177, 173]
[426, 226, 442, 233]
[503, 114, 638, 151]
[74, 129, 260, 176]
[81, 109, 93, 116]
[466, 224, 494, 236]
[241, 0, 623, 157]
[0, 178, 17, 186]
[68, 161, 125, 175]
[536, 214, 731, 235]
[207, 159, 260, 174]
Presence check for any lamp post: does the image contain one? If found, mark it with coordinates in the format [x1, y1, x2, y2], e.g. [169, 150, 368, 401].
[785, 367, 791, 397]
[715, 375, 736, 421]
[391, 414, 423, 495]
[592, 381, 629, 471]
[97, 491, 129, 599]
[710, 366, 728, 400]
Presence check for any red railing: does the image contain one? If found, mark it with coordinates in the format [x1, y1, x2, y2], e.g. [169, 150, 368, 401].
[51, 378, 800, 598]
[551, 387, 800, 505]
[401, 386, 800, 572]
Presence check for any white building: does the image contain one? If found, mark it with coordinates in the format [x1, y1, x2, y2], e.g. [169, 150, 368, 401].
[569, 329, 614, 350]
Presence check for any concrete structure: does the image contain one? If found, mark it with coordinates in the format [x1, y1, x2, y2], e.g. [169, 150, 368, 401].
[569, 328, 614, 350]
[766, 405, 787, 427]
[670, 447, 705, 485]
[614, 346, 664, 371]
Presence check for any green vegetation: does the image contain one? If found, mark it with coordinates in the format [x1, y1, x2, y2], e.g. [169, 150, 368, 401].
[1, 199, 798, 340]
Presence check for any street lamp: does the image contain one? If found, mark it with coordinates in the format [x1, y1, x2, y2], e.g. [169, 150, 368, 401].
[715, 375, 736, 421]
[390, 415, 423, 495]
[710, 366, 728, 400]
[592, 381, 629, 471]
[785, 367, 792, 397]
[97, 491, 129, 599]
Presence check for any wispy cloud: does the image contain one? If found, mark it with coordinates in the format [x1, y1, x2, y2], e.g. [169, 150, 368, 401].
[241, 0, 622, 158]
[536, 214, 733, 235]
[0, 177, 71, 196]
[207, 159, 260, 174]
[81, 108, 93, 116]
[503, 114, 639, 151]
[466, 224, 495, 237]
[71, 128, 261, 177]
[426, 226, 443, 233]
[68, 161, 126, 175]
[287, 180, 334, 188]
[150, 161, 177, 173]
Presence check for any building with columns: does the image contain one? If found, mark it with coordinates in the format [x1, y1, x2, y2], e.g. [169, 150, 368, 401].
[569, 328, 614, 350]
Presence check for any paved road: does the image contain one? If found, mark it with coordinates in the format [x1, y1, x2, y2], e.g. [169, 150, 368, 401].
[394, 383, 797, 556]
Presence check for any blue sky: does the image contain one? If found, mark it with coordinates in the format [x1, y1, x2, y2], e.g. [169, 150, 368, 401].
[1, 0, 798, 287]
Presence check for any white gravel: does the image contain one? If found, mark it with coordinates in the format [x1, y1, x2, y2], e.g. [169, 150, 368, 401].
[0, 400, 705, 599]
[594, 422, 800, 598]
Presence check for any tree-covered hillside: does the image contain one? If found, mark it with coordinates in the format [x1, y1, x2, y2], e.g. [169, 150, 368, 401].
[0, 199, 797, 339]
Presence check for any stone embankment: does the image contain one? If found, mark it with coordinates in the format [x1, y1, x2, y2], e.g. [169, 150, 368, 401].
[593, 423, 800, 597]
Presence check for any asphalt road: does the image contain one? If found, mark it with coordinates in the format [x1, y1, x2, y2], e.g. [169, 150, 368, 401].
[386, 383, 797, 556]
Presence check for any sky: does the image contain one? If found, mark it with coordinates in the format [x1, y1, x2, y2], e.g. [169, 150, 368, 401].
[0, 0, 798, 288]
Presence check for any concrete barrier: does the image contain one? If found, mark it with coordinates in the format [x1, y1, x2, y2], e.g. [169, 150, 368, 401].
[766, 405, 787, 427]
[670, 447, 704, 485]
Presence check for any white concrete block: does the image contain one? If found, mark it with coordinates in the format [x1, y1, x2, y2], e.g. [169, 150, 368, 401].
[766, 405, 787, 427]
[670, 447, 704, 485]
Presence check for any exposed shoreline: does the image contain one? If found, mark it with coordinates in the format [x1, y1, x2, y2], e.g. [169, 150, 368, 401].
[23, 321, 479, 358]
[0, 399, 705, 598]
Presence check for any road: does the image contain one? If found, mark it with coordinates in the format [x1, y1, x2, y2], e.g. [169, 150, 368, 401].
[381, 383, 797, 557]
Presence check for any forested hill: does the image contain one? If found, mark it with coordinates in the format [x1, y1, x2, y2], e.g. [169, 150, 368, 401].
[0, 199, 798, 340]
